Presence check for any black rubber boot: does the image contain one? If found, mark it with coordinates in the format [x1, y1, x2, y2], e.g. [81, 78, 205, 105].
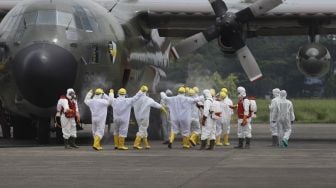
[245, 137, 251, 149]
[69, 137, 79, 149]
[206, 140, 215, 150]
[168, 142, 172, 149]
[272, 136, 279, 147]
[234, 138, 244, 149]
[199, 140, 207, 150]
[64, 139, 72, 149]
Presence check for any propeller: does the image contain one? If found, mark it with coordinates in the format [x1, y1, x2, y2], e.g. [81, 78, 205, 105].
[172, 0, 283, 82]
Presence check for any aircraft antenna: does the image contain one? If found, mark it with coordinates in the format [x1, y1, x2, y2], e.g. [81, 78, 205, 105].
[108, 0, 120, 12]
[23, 18, 27, 29]
[66, 17, 73, 31]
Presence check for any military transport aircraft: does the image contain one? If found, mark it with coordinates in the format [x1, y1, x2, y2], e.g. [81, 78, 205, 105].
[0, 0, 335, 143]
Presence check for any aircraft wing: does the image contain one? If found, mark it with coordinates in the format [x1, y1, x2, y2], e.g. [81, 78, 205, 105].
[134, 0, 336, 38]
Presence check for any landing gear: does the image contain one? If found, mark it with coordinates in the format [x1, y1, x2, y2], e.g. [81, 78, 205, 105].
[12, 116, 36, 139]
[36, 118, 50, 144]
[12, 115, 51, 144]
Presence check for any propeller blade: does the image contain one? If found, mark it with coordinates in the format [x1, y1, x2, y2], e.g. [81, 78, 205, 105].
[236, 46, 262, 82]
[236, 0, 283, 22]
[208, 0, 228, 16]
[171, 25, 219, 58]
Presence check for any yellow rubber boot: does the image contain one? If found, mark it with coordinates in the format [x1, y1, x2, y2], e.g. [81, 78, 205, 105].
[189, 132, 198, 146]
[168, 132, 175, 149]
[96, 136, 103, 150]
[118, 136, 128, 150]
[93, 136, 99, 150]
[133, 136, 143, 150]
[216, 136, 223, 146]
[113, 135, 119, 149]
[224, 134, 231, 146]
[182, 136, 190, 149]
[196, 135, 201, 145]
[143, 138, 151, 149]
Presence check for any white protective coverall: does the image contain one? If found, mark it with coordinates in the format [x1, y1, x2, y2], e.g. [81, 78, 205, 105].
[133, 95, 162, 138]
[237, 97, 252, 139]
[274, 90, 295, 145]
[190, 94, 202, 136]
[111, 91, 144, 137]
[57, 92, 79, 139]
[160, 92, 201, 137]
[269, 88, 280, 136]
[216, 96, 233, 136]
[84, 92, 112, 139]
[201, 90, 221, 141]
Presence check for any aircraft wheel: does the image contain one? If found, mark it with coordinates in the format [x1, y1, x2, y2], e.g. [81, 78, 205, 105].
[12, 116, 36, 139]
[37, 118, 50, 144]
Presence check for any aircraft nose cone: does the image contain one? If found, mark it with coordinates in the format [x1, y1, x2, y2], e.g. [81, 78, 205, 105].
[13, 43, 77, 108]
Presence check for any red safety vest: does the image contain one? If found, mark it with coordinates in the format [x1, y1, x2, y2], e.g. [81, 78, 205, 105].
[237, 98, 251, 119]
[60, 96, 77, 118]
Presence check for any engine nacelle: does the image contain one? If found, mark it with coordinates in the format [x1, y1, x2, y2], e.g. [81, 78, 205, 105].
[218, 35, 235, 55]
[297, 43, 331, 77]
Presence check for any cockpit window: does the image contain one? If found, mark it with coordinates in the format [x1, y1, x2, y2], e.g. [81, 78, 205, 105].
[37, 10, 56, 25]
[57, 12, 76, 29]
[24, 12, 37, 26]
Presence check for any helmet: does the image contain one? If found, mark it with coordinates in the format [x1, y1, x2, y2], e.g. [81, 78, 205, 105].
[178, 87, 186, 94]
[140, 85, 148, 92]
[210, 89, 216, 97]
[219, 91, 227, 99]
[185, 87, 190, 94]
[118, 88, 127, 95]
[188, 89, 195, 96]
[95, 88, 104, 95]
[221, 88, 228, 93]
[193, 86, 199, 93]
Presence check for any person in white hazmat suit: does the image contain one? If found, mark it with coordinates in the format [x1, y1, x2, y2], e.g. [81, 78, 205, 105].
[160, 87, 202, 149]
[273, 90, 295, 147]
[216, 90, 233, 146]
[269, 88, 281, 146]
[188, 88, 202, 146]
[234, 86, 252, 149]
[56, 88, 80, 149]
[160, 89, 172, 144]
[84, 88, 112, 151]
[133, 85, 167, 149]
[200, 89, 222, 150]
[110, 88, 144, 150]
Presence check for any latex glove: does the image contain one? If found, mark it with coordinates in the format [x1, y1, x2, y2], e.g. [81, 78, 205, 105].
[241, 116, 248, 126]
[201, 116, 207, 126]
[230, 104, 238, 109]
[76, 113, 80, 123]
[55, 116, 61, 126]
[161, 106, 168, 116]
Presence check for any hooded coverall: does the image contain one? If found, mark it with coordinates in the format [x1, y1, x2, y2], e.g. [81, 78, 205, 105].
[57, 96, 79, 139]
[111, 91, 144, 138]
[133, 95, 162, 138]
[273, 96, 295, 146]
[84, 92, 112, 139]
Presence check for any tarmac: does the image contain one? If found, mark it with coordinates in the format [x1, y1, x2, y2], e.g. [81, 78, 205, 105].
[0, 123, 336, 188]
